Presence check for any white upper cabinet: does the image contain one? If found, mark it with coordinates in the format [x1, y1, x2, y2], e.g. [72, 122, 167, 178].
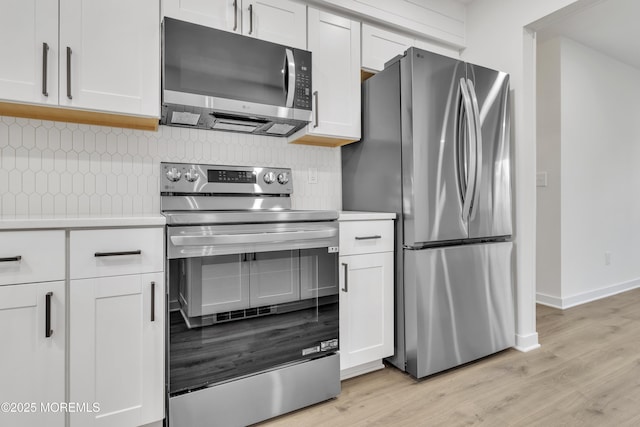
[361, 23, 413, 72]
[163, 0, 239, 31]
[362, 23, 460, 73]
[163, 0, 306, 49]
[243, 0, 306, 49]
[0, 0, 58, 106]
[60, 0, 160, 117]
[305, 8, 361, 142]
[321, 0, 465, 48]
[0, 0, 160, 119]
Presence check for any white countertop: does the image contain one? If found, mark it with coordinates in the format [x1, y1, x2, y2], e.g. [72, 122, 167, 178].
[338, 211, 396, 221]
[0, 214, 166, 230]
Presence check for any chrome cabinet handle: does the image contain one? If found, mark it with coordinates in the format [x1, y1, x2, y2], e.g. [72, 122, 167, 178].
[313, 91, 319, 128]
[233, 0, 238, 31]
[355, 235, 381, 240]
[248, 4, 253, 34]
[66, 47, 73, 100]
[45, 292, 53, 338]
[94, 250, 142, 257]
[0, 255, 22, 263]
[341, 262, 348, 292]
[150, 281, 156, 322]
[42, 42, 49, 97]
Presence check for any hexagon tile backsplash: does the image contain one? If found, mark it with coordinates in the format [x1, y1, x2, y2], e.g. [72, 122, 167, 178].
[0, 116, 342, 216]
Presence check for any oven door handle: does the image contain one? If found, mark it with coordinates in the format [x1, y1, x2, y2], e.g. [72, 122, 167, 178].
[170, 229, 337, 246]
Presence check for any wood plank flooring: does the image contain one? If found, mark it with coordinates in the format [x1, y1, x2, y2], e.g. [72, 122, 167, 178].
[257, 288, 640, 426]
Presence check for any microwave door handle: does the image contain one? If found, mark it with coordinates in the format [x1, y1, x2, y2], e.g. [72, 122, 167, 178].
[285, 48, 295, 108]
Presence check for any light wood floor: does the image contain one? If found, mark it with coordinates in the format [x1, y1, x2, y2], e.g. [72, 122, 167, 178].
[258, 288, 640, 426]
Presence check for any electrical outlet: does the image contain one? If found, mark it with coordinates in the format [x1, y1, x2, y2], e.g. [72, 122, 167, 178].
[308, 167, 318, 184]
[605, 251, 612, 266]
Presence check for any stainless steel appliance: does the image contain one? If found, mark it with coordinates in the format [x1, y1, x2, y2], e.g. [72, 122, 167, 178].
[342, 48, 515, 379]
[161, 162, 340, 426]
[161, 18, 312, 136]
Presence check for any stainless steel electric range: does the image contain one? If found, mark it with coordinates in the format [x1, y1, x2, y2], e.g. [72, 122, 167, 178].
[160, 162, 340, 427]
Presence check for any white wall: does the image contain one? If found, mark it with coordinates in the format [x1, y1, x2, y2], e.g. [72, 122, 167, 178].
[0, 117, 342, 216]
[461, 0, 590, 351]
[535, 37, 562, 301]
[537, 38, 640, 308]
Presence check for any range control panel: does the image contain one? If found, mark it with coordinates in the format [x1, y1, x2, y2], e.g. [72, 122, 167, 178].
[161, 162, 293, 195]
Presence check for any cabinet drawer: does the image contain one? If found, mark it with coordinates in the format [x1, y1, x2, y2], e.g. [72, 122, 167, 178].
[70, 228, 164, 279]
[0, 230, 65, 286]
[339, 220, 394, 256]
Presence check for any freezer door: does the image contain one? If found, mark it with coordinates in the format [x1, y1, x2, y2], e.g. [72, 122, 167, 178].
[401, 48, 469, 246]
[404, 241, 514, 378]
[466, 64, 512, 239]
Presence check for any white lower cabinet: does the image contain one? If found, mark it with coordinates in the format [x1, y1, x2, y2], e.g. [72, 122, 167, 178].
[339, 218, 394, 379]
[69, 273, 164, 427]
[0, 281, 65, 427]
[69, 227, 165, 427]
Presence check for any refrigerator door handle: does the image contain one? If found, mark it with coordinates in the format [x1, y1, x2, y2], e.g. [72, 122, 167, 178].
[459, 78, 476, 223]
[467, 78, 483, 221]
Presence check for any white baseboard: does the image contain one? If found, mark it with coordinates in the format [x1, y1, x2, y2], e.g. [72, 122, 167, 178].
[340, 360, 385, 380]
[536, 292, 563, 309]
[514, 332, 540, 352]
[537, 278, 640, 309]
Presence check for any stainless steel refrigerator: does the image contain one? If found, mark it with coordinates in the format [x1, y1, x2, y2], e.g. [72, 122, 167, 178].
[342, 48, 514, 379]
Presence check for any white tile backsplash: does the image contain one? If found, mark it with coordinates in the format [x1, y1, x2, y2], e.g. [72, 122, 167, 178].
[0, 115, 343, 216]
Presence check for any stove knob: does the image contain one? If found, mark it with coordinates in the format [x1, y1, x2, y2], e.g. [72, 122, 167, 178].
[184, 168, 199, 182]
[166, 167, 182, 182]
[277, 172, 289, 185]
[263, 171, 276, 184]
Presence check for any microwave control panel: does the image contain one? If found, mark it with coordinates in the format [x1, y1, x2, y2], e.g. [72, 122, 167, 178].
[294, 51, 312, 110]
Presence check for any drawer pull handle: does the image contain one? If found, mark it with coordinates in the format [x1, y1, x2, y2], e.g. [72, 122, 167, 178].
[341, 262, 348, 293]
[355, 235, 382, 241]
[0, 255, 22, 263]
[94, 250, 142, 257]
[150, 281, 156, 322]
[45, 291, 53, 338]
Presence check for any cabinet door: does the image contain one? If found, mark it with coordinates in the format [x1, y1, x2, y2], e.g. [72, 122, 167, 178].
[307, 8, 361, 140]
[0, 281, 65, 427]
[361, 23, 413, 72]
[339, 252, 393, 371]
[0, 0, 58, 105]
[163, 0, 239, 32]
[59, 0, 160, 117]
[70, 273, 164, 427]
[243, 0, 306, 49]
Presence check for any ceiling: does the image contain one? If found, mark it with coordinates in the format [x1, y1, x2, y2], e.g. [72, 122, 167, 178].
[536, 0, 640, 70]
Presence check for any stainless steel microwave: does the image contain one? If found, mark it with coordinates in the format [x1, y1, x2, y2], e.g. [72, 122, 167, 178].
[161, 17, 313, 137]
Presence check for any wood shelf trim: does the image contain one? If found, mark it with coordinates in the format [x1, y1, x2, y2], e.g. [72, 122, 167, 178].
[289, 133, 359, 147]
[0, 101, 159, 131]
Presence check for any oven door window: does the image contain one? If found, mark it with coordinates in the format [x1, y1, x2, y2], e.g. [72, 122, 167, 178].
[169, 249, 339, 396]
